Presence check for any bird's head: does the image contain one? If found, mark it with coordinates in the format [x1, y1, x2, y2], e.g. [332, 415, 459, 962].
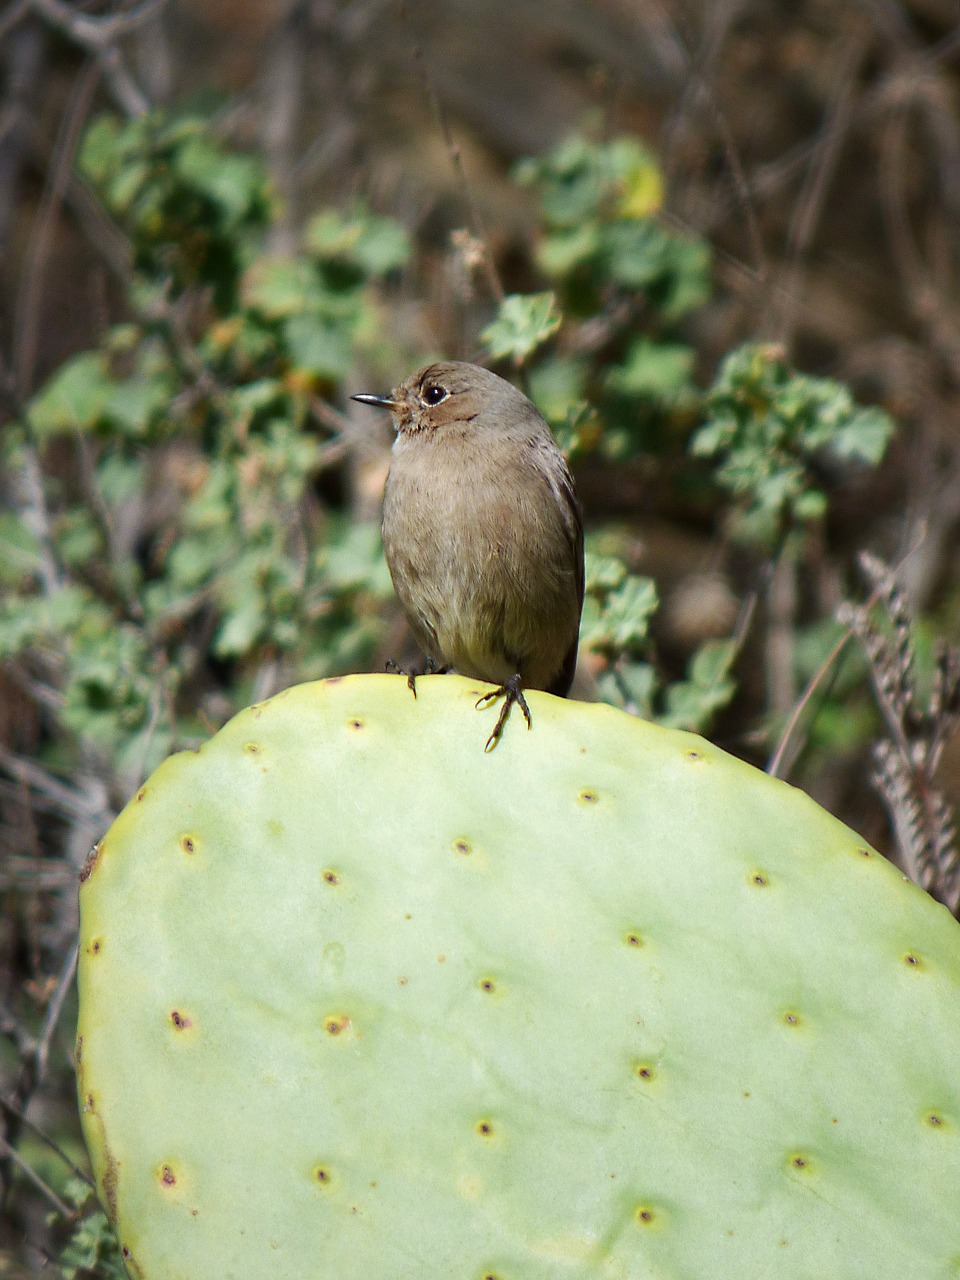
[352, 362, 528, 437]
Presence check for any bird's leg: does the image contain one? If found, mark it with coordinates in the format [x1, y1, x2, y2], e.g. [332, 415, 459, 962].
[385, 656, 449, 697]
[476, 674, 532, 752]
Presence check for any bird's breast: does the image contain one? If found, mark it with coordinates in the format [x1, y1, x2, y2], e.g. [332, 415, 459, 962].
[382, 433, 580, 688]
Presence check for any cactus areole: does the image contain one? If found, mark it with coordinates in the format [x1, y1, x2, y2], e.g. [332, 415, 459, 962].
[77, 675, 960, 1279]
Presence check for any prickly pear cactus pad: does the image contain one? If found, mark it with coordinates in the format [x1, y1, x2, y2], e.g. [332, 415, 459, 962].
[77, 675, 960, 1280]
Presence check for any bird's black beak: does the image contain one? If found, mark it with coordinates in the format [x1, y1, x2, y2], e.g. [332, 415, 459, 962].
[351, 393, 397, 409]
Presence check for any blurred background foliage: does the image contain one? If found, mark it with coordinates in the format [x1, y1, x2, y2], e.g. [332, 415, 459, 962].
[2, 0, 960, 1273]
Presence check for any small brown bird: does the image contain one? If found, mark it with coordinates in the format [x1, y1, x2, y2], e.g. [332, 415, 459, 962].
[352, 361, 584, 749]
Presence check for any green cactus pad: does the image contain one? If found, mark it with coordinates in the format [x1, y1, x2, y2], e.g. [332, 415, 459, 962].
[77, 674, 960, 1279]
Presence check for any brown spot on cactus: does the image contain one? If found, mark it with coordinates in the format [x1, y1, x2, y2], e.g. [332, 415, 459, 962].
[120, 1248, 144, 1280]
[102, 1147, 119, 1217]
[79, 843, 102, 883]
[314, 1165, 332, 1185]
[925, 1111, 946, 1128]
[170, 1009, 192, 1030]
[635, 1063, 656, 1081]
[578, 788, 598, 804]
[324, 1014, 350, 1036]
[635, 1205, 658, 1226]
[783, 1011, 800, 1027]
[625, 931, 643, 947]
[479, 977, 496, 993]
[243, 742, 262, 756]
[159, 1164, 176, 1186]
[348, 718, 364, 731]
[476, 1120, 494, 1138]
[750, 871, 769, 887]
[134, 788, 146, 802]
[322, 869, 341, 885]
[453, 838, 471, 855]
[87, 937, 102, 956]
[179, 834, 196, 855]
[904, 952, 923, 969]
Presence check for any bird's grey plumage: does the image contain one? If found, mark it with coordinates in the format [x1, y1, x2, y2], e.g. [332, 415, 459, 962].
[377, 362, 583, 696]
[352, 361, 584, 747]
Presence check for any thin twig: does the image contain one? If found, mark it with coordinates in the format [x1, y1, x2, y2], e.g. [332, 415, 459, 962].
[28, 0, 160, 116]
[767, 624, 852, 779]
[0, 747, 101, 820]
[13, 55, 100, 401]
[767, 529, 928, 779]
[0, 1093, 91, 1186]
[0, 0, 32, 42]
[0, 1132, 71, 1217]
[29, 0, 165, 49]
[397, 0, 504, 304]
[33, 943, 78, 1085]
[771, 34, 864, 346]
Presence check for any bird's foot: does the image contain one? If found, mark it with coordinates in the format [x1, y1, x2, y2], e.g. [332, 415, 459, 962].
[385, 657, 449, 697]
[476, 674, 531, 752]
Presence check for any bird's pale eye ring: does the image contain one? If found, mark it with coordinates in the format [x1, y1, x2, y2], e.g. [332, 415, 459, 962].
[422, 384, 448, 406]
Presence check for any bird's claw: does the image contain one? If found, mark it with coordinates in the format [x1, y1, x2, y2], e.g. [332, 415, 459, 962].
[386, 656, 450, 697]
[476, 675, 531, 751]
[385, 657, 418, 696]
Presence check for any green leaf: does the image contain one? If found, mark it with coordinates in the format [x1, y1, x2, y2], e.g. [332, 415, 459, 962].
[583, 551, 627, 594]
[283, 314, 353, 379]
[0, 586, 94, 657]
[317, 521, 393, 597]
[660, 638, 738, 732]
[607, 339, 696, 400]
[27, 353, 112, 436]
[55, 507, 101, 566]
[526, 356, 585, 414]
[214, 593, 266, 658]
[653, 237, 712, 319]
[104, 366, 174, 438]
[601, 219, 672, 288]
[306, 207, 410, 276]
[596, 661, 658, 716]
[176, 142, 267, 225]
[535, 222, 601, 277]
[696, 343, 895, 542]
[829, 408, 895, 465]
[0, 513, 43, 585]
[77, 114, 123, 187]
[581, 570, 658, 659]
[242, 258, 322, 317]
[480, 293, 562, 365]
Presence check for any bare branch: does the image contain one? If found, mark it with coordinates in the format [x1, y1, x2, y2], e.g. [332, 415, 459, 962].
[13, 55, 100, 401]
[0, 1132, 71, 1216]
[28, 0, 165, 49]
[28, 0, 164, 117]
[398, 0, 504, 306]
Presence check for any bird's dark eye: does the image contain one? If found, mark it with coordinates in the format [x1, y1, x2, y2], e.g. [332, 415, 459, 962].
[422, 384, 448, 406]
